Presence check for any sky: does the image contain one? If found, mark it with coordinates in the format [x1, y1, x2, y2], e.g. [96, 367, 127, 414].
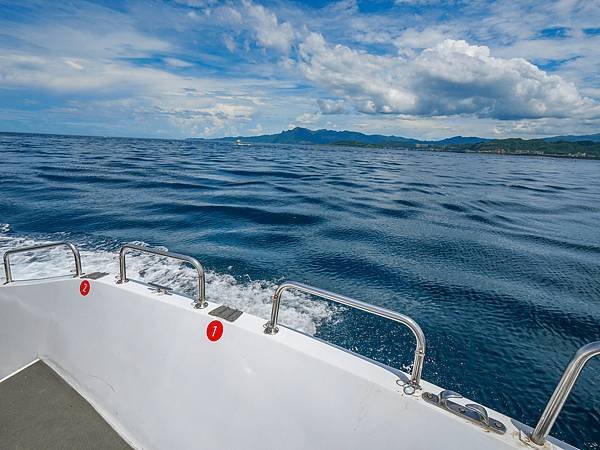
[0, 0, 599, 140]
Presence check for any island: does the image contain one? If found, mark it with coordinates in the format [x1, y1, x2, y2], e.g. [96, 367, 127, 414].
[204, 127, 600, 160]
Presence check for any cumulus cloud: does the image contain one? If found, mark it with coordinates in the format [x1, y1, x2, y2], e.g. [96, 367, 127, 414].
[241, 0, 295, 53]
[294, 111, 321, 126]
[0, 5, 265, 139]
[394, 27, 454, 56]
[299, 33, 597, 120]
[0, 51, 257, 136]
[2, 0, 598, 138]
[412, 39, 596, 119]
[317, 99, 347, 114]
[184, 0, 295, 54]
[299, 33, 417, 114]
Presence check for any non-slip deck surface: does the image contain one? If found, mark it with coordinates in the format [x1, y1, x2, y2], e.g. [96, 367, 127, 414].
[0, 360, 131, 449]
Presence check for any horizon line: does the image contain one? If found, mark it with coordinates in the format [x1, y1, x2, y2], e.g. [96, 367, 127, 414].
[2, 128, 596, 143]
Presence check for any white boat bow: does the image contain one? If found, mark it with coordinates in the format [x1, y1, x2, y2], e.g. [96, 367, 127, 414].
[0, 242, 597, 449]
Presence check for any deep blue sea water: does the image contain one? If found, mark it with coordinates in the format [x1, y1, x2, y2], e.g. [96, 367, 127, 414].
[1, 132, 599, 448]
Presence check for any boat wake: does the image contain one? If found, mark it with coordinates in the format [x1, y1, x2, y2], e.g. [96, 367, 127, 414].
[0, 227, 335, 335]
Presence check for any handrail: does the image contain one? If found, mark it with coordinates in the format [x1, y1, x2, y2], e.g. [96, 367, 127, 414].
[530, 341, 600, 445]
[3, 241, 83, 284]
[264, 281, 426, 389]
[117, 244, 207, 309]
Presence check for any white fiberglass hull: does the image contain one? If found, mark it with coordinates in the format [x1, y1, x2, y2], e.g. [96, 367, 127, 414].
[0, 273, 582, 449]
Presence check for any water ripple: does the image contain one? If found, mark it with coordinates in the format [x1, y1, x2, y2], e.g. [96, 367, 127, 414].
[1, 133, 599, 448]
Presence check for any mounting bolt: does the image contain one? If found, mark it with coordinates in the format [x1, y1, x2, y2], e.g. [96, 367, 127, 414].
[263, 322, 279, 334]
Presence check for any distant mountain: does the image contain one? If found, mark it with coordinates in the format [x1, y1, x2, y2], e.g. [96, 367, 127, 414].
[544, 133, 600, 142]
[446, 138, 600, 159]
[213, 127, 491, 146]
[211, 127, 600, 146]
[216, 127, 421, 145]
[433, 136, 489, 145]
[203, 127, 599, 158]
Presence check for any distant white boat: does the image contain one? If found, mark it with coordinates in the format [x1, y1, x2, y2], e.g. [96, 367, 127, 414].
[234, 138, 250, 146]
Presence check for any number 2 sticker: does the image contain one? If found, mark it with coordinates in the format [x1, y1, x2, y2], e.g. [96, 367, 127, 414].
[80, 280, 91, 297]
[206, 320, 223, 342]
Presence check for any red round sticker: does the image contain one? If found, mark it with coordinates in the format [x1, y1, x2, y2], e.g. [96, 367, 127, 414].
[79, 280, 90, 296]
[206, 320, 223, 342]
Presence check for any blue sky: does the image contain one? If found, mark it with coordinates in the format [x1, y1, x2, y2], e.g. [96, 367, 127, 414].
[0, 0, 598, 139]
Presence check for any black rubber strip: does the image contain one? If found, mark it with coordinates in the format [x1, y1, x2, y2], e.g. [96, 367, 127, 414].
[82, 272, 109, 280]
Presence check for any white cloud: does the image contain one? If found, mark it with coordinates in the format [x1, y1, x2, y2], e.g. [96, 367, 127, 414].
[63, 58, 84, 70]
[394, 0, 456, 5]
[183, 0, 295, 54]
[223, 35, 237, 52]
[394, 27, 454, 55]
[491, 117, 600, 137]
[295, 112, 321, 126]
[15, 26, 170, 59]
[180, 102, 255, 137]
[1, 0, 598, 139]
[299, 33, 416, 114]
[317, 99, 347, 114]
[175, 0, 219, 7]
[242, 0, 295, 53]
[0, 51, 259, 138]
[0, 53, 171, 93]
[299, 33, 598, 120]
[164, 57, 194, 67]
[414, 39, 598, 119]
[0, 4, 272, 138]
[248, 123, 264, 134]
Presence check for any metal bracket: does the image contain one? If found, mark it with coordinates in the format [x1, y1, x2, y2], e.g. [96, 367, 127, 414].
[518, 429, 543, 447]
[422, 390, 506, 434]
[147, 282, 173, 296]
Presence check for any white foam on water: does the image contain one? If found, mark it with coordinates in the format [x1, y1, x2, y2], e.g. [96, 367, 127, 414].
[0, 231, 336, 335]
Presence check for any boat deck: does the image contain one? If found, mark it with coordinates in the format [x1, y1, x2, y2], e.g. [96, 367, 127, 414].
[0, 360, 130, 449]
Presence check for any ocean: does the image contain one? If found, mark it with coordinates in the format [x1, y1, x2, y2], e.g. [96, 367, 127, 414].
[1, 132, 599, 448]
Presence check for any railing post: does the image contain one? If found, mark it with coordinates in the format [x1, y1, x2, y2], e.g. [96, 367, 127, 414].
[65, 242, 83, 278]
[117, 246, 128, 284]
[3, 251, 13, 283]
[2, 241, 83, 284]
[264, 281, 426, 390]
[530, 341, 600, 445]
[117, 244, 207, 309]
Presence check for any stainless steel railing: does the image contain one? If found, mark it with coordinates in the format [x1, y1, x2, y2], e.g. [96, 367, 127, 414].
[530, 341, 600, 445]
[117, 244, 207, 309]
[3, 241, 83, 284]
[264, 281, 426, 389]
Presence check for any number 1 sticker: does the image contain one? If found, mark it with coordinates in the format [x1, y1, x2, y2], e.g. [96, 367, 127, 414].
[206, 320, 223, 342]
[80, 280, 91, 296]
